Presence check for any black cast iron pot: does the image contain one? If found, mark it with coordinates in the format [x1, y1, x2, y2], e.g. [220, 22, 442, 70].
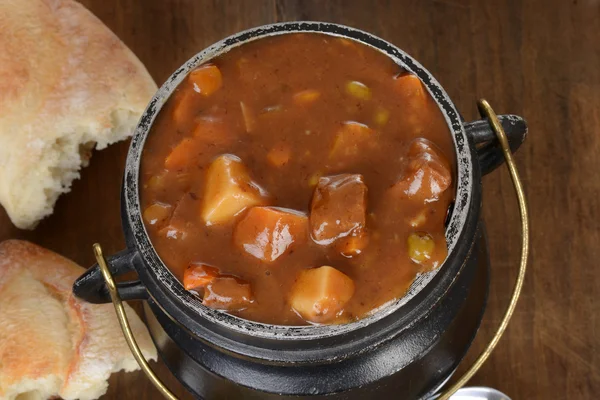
[73, 22, 527, 400]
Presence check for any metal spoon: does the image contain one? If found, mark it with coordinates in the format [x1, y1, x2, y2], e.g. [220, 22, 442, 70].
[432, 386, 512, 400]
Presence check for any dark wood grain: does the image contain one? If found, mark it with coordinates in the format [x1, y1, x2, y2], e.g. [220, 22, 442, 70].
[2, 0, 598, 398]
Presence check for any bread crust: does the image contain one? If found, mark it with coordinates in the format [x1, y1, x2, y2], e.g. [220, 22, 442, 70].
[0, 240, 157, 400]
[0, 0, 157, 229]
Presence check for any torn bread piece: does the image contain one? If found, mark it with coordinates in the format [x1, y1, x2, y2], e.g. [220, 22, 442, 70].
[0, 240, 157, 400]
[0, 0, 157, 229]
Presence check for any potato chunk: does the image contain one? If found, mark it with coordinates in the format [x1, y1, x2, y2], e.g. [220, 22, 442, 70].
[310, 174, 368, 246]
[201, 154, 269, 225]
[234, 207, 308, 263]
[203, 277, 253, 311]
[183, 263, 219, 291]
[329, 121, 375, 166]
[389, 138, 452, 203]
[289, 266, 355, 323]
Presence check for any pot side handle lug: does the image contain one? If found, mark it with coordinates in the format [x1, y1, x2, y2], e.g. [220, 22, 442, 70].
[464, 114, 528, 175]
[73, 248, 147, 304]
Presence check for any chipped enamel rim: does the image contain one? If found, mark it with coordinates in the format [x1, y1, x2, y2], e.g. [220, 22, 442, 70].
[124, 22, 473, 340]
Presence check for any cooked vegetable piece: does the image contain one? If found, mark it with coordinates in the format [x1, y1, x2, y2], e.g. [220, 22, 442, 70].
[201, 154, 269, 225]
[140, 34, 458, 326]
[310, 174, 367, 246]
[393, 74, 434, 135]
[267, 143, 291, 167]
[345, 81, 371, 100]
[203, 277, 253, 311]
[240, 102, 256, 133]
[336, 234, 369, 258]
[329, 121, 374, 163]
[183, 263, 220, 291]
[289, 266, 355, 323]
[407, 232, 434, 264]
[293, 89, 321, 105]
[407, 232, 448, 270]
[172, 88, 199, 126]
[393, 73, 427, 106]
[189, 64, 223, 96]
[234, 207, 308, 263]
[374, 107, 390, 126]
[143, 203, 172, 227]
[164, 138, 198, 170]
[389, 138, 452, 203]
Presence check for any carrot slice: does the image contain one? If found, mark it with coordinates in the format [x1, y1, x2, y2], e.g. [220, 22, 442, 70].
[234, 206, 308, 263]
[164, 138, 199, 170]
[189, 64, 223, 97]
[267, 143, 291, 167]
[172, 88, 199, 126]
[393, 74, 427, 106]
[183, 263, 220, 291]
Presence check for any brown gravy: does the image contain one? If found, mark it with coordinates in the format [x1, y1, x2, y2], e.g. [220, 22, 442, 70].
[140, 33, 455, 325]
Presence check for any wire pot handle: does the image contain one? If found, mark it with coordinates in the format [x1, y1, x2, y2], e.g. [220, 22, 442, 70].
[436, 99, 530, 399]
[93, 243, 179, 400]
[93, 99, 529, 400]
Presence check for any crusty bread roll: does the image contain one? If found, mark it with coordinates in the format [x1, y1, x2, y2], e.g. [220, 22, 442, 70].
[0, 240, 157, 400]
[0, 0, 157, 229]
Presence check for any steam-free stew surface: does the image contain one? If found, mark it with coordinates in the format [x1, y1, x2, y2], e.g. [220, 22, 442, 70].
[141, 33, 455, 325]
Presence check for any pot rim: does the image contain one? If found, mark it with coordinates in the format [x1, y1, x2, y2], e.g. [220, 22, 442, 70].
[124, 21, 474, 340]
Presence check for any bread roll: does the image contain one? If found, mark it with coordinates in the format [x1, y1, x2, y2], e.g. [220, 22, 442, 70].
[0, 0, 157, 229]
[0, 240, 157, 400]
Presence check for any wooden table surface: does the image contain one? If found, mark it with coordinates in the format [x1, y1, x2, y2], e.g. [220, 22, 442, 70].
[2, 0, 598, 399]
